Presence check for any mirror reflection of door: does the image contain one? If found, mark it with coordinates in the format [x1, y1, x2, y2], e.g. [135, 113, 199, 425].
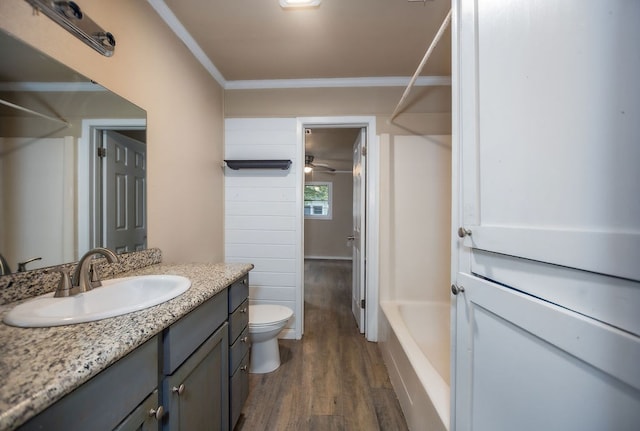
[100, 130, 146, 253]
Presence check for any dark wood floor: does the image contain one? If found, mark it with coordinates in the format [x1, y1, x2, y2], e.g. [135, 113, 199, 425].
[235, 259, 408, 431]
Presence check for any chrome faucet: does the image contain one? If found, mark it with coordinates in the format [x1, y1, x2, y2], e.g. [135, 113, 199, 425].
[55, 248, 120, 297]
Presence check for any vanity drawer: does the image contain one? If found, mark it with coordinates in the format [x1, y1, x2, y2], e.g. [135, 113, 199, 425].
[229, 325, 250, 373]
[163, 290, 228, 375]
[228, 275, 249, 313]
[229, 299, 249, 344]
[21, 336, 159, 431]
[230, 352, 250, 429]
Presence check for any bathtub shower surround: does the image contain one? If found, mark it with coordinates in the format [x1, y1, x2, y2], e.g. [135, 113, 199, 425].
[380, 301, 450, 431]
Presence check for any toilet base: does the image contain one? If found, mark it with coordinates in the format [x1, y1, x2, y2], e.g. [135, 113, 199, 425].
[249, 337, 281, 374]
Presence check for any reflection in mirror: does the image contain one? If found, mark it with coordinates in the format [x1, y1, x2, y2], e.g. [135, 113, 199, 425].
[0, 29, 147, 274]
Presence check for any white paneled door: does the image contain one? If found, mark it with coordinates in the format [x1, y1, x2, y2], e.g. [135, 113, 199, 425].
[352, 128, 366, 333]
[457, 0, 640, 281]
[103, 130, 146, 254]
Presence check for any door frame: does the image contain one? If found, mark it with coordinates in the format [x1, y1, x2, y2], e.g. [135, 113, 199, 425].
[297, 116, 379, 342]
[78, 118, 146, 256]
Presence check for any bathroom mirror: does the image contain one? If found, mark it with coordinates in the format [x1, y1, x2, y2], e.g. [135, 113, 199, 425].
[0, 29, 147, 274]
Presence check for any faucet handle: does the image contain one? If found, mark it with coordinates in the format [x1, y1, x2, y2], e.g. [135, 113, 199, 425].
[54, 269, 73, 298]
[89, 263, 103, 289]
[18, 257, 43, 272]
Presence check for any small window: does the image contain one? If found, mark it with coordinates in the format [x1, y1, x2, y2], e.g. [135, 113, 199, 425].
[304, 182, 332, 220]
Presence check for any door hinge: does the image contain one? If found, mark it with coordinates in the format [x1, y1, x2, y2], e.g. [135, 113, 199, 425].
[360, 299, 366, 309]
[97, 147, 106, 158]
[362, 146, 367, 156]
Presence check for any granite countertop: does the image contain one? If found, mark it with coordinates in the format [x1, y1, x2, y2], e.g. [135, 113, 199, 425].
[0, 262, 253, 431]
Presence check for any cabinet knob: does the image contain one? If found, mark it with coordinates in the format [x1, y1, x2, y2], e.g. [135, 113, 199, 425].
[457, 227, 472, 238]
[240, 307, 248, 313]
[149, 405, 164, 420]
[242, 278, 247, 285]
[451, 284, 465, 295]
[241, 336, 249, 343]
[172, 383, 185, 395]
[240, 365, 248, 372]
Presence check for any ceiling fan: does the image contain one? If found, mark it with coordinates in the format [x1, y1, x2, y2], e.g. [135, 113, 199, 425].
[305, 155, 335, 173]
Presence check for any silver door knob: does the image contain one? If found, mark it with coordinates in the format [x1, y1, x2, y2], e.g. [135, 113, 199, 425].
[457, 227, 472, 238]
[451, 284, 465, 295]
[172, 384, 185, 395]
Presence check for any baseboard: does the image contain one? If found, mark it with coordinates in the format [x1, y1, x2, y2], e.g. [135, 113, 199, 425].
[304, 255, 352, 261]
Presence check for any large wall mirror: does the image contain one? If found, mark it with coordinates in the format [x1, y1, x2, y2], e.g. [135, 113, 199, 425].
[0, 29, 147, 275]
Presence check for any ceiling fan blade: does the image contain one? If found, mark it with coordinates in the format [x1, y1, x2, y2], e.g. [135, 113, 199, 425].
[312, 162, 336, 172]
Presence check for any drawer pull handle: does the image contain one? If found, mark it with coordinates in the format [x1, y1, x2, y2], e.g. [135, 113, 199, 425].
[240, 307, 248, 313]
[240, 365, 248, 372]
[149, 405, 164, 420]
[241, 336, 249, 343]
[172, 384, 185, 395]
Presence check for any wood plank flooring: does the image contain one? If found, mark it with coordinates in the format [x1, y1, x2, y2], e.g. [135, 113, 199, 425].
[235, 259, 408, 431]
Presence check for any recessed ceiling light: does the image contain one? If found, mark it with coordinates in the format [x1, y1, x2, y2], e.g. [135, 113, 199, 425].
[280, 0, 321, 8]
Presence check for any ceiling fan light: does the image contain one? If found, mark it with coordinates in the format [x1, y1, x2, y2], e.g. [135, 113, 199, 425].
[280, 0, 321, 8]
[304, 165, 313, 173]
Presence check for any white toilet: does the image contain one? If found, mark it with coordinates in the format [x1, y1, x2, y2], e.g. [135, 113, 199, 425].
[248, 304, 293, 374]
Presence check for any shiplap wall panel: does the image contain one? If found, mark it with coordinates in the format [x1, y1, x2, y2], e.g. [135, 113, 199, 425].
[226, 244, 296, 259]
[225, 216, 296, 231]
[225, 257, 297, 274]
[226, 187, 297, 202]
[225, 118, 301, 339]
[226, 229, 297, 245]
[226, 201, 297, 216]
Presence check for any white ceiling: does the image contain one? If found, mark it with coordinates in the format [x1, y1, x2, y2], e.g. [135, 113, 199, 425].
[153, 0, 452, 86]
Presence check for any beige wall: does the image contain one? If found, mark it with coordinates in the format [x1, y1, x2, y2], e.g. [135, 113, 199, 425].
[304, 172, 353, 259]
[225, 86, 451, 136]
[0, 0, 225, 263]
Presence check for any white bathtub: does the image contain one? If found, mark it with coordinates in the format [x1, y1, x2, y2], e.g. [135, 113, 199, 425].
[380, 301, 450, 431]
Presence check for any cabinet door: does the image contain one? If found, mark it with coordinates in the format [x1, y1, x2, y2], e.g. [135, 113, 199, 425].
[163, 323, 229, 431]
[453, 273, 640, 431]
[114, 390, 162, 431]
[456, 0, 640, 281]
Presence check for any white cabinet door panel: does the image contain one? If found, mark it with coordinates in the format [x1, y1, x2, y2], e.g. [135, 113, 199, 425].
[454, 272, 640, 431]
[458, 0, 640, 281]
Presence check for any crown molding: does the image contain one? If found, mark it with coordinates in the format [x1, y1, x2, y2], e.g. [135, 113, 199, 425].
[147, 0, 227, 87]
[148, 1, 452, 91]
[224, 76, 451, 90]
[0, 82, 107, 92]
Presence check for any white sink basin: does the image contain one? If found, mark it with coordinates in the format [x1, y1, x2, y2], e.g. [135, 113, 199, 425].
[3, 275, 191, 328]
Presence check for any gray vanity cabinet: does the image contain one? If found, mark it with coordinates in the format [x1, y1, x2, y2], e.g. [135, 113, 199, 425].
[19, 336, 161, 431]
[161, 290, 229, 431]
[14, 272, 252, 431]
[227, 275, 250, 429]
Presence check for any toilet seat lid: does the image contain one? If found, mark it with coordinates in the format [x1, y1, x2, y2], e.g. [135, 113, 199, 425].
[249, 304, 293, 326]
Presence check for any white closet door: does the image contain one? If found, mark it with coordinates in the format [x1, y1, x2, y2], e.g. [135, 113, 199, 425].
[453, 272, 640, 431]
[457, 0, 640, 281]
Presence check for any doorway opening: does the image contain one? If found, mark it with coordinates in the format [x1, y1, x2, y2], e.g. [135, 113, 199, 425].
[78, 118, 146, 257]
[298, 116, 379, 342]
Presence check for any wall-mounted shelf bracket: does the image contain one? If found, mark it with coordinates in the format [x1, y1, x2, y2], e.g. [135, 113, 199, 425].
[224, 160, 292, 170]
[25, 0, 116, 57]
